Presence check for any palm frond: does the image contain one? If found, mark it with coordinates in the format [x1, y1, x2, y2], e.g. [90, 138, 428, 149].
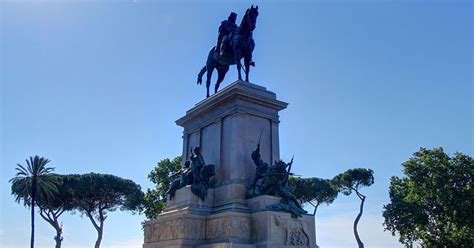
[27, 157, 34, 173]
[10, 155, 56, 208]
[15, 163, 29, 174]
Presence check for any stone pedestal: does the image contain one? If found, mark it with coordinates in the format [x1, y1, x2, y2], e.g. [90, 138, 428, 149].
[143, 81, 316, 248]
[249, 196, 316, 247]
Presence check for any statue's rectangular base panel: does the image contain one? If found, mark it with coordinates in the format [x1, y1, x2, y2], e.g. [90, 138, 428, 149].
[251, 211, 315, 247]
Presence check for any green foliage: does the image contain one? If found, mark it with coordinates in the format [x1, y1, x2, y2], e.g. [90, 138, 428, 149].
[10, 156, 58, 206]
[333, 168, 374, 248]
[143, 156, 182, 219]
[10, 155, 58, 248]
[35, 174, 75, 248]
[69, 173, 144, 248]
[36, 174, 75, 211]
[290, 177, 338, 215]
[383, 147, 474, 247]
[332, 168, 374, 196]
[290, 176, 339, 247]
[70, 173, 144, 214]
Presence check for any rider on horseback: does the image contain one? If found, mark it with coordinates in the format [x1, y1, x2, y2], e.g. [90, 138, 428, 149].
[216, 12, 238, 57]
[197, 6, 258, 98]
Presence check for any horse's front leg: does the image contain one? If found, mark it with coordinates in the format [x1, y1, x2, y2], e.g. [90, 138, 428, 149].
[237, 61, 242, 81]
[234, 49, 242, 81]
[244, 55, 252, 82]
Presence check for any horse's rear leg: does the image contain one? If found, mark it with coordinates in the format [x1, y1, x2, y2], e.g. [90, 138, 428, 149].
[215, 66, 229, 94]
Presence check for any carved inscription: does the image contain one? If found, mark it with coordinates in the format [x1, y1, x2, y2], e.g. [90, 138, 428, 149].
[206, 215, 251, 241]
[289, 228, 309, 245]
[274, 215, 310, 245]
[207, 216, 231, 240]
[144, 217, 205, 243]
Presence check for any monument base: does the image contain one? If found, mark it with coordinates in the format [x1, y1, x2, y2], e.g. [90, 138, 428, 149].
[143, 81, 315, 247]
[143, 189, 316, 248]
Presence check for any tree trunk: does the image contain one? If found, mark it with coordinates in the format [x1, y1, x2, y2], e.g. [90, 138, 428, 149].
[94, 225, 103, 248]
[86, 211, 104, 248]
[31, 183, 36, 248]
[39, 209, 64, 248]
[54, 226, 62, 248]
[95, 210, 104, 248]
[354, 193, 365, 248]
[312, 202, 320, 248]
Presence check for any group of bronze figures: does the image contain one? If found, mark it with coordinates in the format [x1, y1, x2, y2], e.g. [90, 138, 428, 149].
[166, 143, 306, 218]
[166, 147, 216, 201]
[248, 143, 307, 217]
[197, 5, 259, 98]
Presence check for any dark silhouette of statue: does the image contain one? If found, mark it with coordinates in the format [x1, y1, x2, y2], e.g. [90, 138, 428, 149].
[248, 143, 307, 217]
[190, 147, 204, 182]
[197, 5, 259, 98]
[167, 161, 193, 199]
[216, 12, 238, 57]
[167, 147, 216, 201]
[249, 143, 270, 196]
[190, 147, 216, 200]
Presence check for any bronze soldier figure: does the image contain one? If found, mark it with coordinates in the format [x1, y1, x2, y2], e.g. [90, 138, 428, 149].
[190, 147, 205, 183]
[249, 143, 270, 196]
[248, 138, 307, 217]
[166, 161, 192, 200]
[166, 147, 216, 201]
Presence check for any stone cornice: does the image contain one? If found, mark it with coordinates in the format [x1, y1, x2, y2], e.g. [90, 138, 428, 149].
[176, 80, 288, 128]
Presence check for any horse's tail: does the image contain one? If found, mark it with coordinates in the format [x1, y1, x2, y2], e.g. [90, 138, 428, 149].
[197, 65, 206, 85]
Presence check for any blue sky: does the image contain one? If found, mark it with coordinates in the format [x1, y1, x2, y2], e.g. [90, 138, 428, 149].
[1, 0, 472, 247]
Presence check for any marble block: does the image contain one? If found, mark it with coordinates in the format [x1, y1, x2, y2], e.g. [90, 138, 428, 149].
[251, 211, 316, 247]
[143, 209, 207, 247]
[176, 80, 288, 190]
[247, 195, 282, 213]
[164, 186, 214, 215]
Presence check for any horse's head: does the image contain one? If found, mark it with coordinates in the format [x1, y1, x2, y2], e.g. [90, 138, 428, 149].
[248, 5, 259, 31]
[241, 5, 259, 33]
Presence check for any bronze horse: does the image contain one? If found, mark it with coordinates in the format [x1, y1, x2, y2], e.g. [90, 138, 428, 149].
[197, 6, 259, 98]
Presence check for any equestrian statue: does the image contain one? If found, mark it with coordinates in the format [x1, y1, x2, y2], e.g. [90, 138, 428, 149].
[197, 5, 259, 98]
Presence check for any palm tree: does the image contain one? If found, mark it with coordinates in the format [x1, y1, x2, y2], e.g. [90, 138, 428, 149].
[10, 156, 58, 248]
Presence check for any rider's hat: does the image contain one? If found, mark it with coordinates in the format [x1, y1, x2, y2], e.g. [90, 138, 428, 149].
[228, 12, 237, 20]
